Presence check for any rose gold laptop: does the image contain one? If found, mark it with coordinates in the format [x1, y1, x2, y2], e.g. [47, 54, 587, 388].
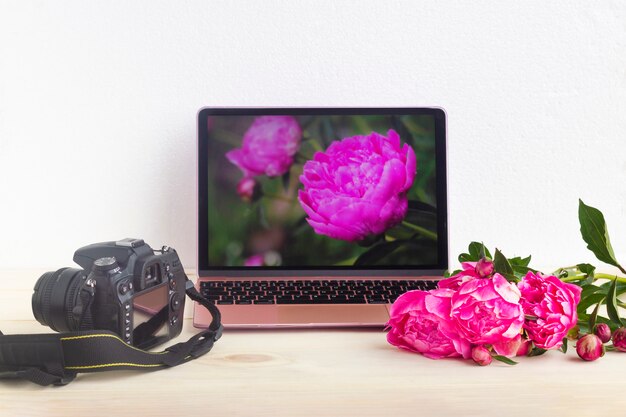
[194, 108, 448, 328]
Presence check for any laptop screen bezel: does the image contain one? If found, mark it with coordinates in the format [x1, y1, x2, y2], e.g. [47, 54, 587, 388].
[197, 107, 448, 277]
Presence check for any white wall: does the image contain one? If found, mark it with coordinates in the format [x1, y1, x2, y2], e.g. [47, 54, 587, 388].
[1, 1, 625, 272]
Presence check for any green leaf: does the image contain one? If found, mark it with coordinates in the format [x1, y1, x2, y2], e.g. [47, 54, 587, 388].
[444, 269, 461, 278]
[491, 355, 518, 365]
[509, 255, 532, 267]
[458, 253, 474, 263]
[580, 284, 604, 297]
[578, 263, 596, 277]
[527, 347, 547, 357]
[493, 249, 517, 282]
[508, 255, 537, 278]
[387, 203, 437, 240]
[606, 277, 623, 325]
[577, 292, 607, 315]
[354, 240, 404, 266]
[356, 234, 384, 247]
[407, 200, 437, 214]
[599, 280, 626, 295]
[575, 263, 596, 285]
[559, 338, 568, 354]
[478, 242, 487, 259]
[458, 242, 492, 263]
[472, 242, 492, 259]
[579, 314, 619, 332]
[588, 299, 604, 331]
[578, 199, 623, 271]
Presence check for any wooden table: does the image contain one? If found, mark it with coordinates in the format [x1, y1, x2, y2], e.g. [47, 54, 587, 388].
[1, 269, 625, 417]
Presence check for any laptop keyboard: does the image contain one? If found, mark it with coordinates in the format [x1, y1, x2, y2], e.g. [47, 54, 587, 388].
[200, 279, 439, 305]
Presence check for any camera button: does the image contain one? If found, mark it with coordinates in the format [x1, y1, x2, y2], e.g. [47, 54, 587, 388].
[125, 318, 131, 325]
[124, 303, 131, 311]
[170, 316, 178, 326]
[119, 282, 131, 295]
[125, 332, 131, 339]
[170, 294, 182, 312]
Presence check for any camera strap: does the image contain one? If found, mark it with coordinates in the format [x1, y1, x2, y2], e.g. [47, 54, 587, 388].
[0, 280, 222, 386]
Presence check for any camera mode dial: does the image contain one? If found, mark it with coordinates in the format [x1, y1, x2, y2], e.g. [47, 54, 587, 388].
[94, 257, 119, 272]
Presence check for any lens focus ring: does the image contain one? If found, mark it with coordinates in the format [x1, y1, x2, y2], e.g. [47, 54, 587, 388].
[32, 268, 86, 332]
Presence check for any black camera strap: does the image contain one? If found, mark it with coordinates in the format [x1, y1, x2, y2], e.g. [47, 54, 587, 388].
[0, 280, 222, 386]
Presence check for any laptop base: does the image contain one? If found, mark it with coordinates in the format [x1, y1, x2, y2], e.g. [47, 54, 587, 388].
[194, 303, 390, 329]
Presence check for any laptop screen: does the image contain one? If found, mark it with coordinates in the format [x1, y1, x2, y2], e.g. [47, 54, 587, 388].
[198, 108, 447, 275]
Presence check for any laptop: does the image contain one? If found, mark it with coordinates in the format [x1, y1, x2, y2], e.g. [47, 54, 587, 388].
[194, 108, 448, 328]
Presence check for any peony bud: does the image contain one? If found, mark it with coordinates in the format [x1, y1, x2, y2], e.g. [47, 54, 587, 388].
[236, 177, 259, 202]
[516, 338, 532, 356]
[576, 334, 605, 361]
[612, 327, 626, 352]
[594, 323, 612, 343]
[475, 258, 495, 278]
[471, 346, 492, 366]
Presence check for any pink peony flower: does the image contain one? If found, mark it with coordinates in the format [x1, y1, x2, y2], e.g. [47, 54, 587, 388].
[298, 130, 416, 242]
[517, 271, 581, 350]
[450, 273, 525, 346]
[438, 262, 481, 290]
[386, 289, 471, 359]
[576, 334, 604, 361]
[226, 116, 302, 178]
[471, 346, 492, 366]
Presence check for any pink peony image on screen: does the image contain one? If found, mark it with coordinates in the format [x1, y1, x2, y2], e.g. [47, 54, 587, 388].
[298, 129, 416, 242]
[226, 116, 302, 178]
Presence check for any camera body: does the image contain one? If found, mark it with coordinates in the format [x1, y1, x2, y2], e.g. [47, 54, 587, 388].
[32, 239, 186, 350]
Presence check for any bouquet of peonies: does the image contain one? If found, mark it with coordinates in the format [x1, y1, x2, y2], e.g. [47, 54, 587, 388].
[387, 200, 626, 365]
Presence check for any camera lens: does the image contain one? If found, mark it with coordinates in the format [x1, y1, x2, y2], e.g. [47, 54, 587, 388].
[32, 268, 87, 332]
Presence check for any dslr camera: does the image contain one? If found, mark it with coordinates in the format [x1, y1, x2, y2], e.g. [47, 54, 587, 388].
[32, 238, 186, 350]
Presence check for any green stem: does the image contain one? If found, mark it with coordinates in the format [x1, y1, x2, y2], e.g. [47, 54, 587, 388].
[309, 139, 324, 152]
[560, 273, 626, 284]
[596, 273, 626, 281]
[559, 275, 588, 282]
[334, 256, 358, 266]
[400, 221, 437, 241]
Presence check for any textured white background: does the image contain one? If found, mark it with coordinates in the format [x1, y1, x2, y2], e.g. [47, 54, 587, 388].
[0, 1, 625, 271]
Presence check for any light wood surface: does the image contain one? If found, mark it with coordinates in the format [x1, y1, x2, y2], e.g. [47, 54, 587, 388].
[1, 269, 626, 417]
